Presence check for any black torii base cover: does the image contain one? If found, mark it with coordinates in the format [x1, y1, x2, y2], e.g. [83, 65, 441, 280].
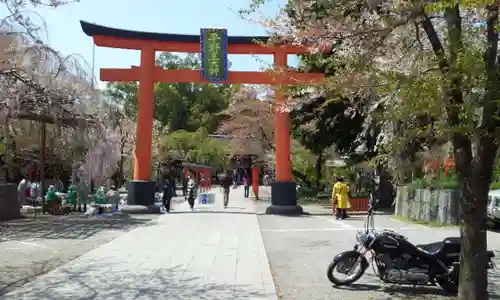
[266, 181, 303, 215]
[127, 180, 156, 206]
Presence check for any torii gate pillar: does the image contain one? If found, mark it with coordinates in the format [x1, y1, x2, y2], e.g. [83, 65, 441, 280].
[265, 50, 301, 214]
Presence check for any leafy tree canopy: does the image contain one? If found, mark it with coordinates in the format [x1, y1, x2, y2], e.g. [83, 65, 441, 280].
[104, 52, 233, 133]
[158, 128, 229, 168]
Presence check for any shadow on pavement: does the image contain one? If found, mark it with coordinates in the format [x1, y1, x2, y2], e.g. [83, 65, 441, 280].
[0, 214, 155, 242]
[3, 262, 270, 299]
[383, 285, 453, 298]
[488, 264, 500, 300]
[333, 261, 500, 299]
[334, 283, 454, 298]
[0, 259, 54, 296]
[169, 211, 256, 215]
[267, 214, 315, 218]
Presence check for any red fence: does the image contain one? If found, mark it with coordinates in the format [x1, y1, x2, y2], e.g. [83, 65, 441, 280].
[350, 197, 369, 212]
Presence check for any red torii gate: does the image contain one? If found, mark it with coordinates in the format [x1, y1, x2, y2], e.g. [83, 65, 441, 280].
[80, 21, 327, 214]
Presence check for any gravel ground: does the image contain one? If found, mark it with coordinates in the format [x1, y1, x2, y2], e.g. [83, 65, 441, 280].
[0, 203, 174, 296]
[255, 200, 500, 300]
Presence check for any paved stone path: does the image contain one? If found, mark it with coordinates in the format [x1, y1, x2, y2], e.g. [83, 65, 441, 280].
[3, 187, 277, 300]
[0, 214, 156, 296]
[175, 186, 256, 214]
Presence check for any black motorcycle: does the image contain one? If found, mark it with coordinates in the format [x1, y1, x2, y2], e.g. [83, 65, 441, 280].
[327, 196, 495, 294]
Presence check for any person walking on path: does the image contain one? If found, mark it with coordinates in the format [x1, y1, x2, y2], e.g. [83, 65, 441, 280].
[332, 176, 351, 219]
[263, 174, 271, 186]
[243, 175, 250, 198]
[220, 171, 232, 208]
[182, 174, 188, 197]
[186, 175, 197, 210]
[17, 177, 28, 207]
[162, 177, 173, 212]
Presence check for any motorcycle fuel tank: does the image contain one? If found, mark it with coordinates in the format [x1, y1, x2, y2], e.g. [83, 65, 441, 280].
[371, 235, 402, 253]
[372, 235, 427, 258]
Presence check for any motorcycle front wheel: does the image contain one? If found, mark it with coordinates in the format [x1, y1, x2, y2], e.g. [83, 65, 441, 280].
[327, 250, 367, 285]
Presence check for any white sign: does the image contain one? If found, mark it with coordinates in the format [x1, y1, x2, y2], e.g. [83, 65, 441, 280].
[198, 193, 215, 205]
[325, 159, 347, 167]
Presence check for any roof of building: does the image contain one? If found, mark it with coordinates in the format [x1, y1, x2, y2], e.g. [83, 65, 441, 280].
[80, 21, 270, 45]
[181, 162, 213, 169]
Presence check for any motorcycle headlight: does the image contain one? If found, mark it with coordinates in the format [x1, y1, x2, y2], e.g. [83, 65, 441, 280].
[356, 231, 366, 245]
[356, 231, 375, 248]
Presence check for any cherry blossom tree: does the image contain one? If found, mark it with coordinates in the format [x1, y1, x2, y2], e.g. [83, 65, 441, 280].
[1, 0, 78, 42]
[215, 85, 276, 172]
[0, 0, 125, 193]
[217, 85, 275, 161]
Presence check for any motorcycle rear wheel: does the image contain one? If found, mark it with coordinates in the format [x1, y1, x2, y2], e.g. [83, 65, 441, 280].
[327, 251, 366, 285]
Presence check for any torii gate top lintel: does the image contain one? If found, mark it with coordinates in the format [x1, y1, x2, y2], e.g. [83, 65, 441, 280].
[80, 21, 330, 54]
[80, 21, 329, 85]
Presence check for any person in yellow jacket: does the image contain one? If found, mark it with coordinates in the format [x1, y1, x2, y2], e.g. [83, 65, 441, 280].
[332, 177, 351, 219]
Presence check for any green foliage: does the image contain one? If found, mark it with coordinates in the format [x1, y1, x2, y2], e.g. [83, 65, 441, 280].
[238, 0, 267, 15]
[291, 53, 375, 160]
[490, 154, 500, 189]
[291, 141, 317, 182]
[490, 181, 500, 190]
[407, 177, 428, 190]
[350, 192, 372, 198]
[105, 53, 232, 133]
[159, 128, 228, 168]
[297, 185, 320, 198]
[291, 95, 367, 157]
[408, 167, 459, 191]
[105, 82, 138, 119]
[425, 0, 496, 13]
[349, 171, 376, 197]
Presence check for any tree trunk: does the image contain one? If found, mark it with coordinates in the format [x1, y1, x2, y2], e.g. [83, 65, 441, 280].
[314, 152, 324, 190]
[422, 4, 499, 299]
[454, 137, 489, 300]
[118, 154, 124, 186]
[454, 4, 499, 299]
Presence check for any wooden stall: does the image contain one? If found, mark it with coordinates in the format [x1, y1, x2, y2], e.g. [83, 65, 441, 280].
[182, 162, 212, 192]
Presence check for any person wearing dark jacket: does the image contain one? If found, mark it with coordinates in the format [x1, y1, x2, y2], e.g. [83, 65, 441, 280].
[243, 175, 250, 198]
[186, 176, 197, 210]
[182, 176, 188, 196]
[220, 172, 232, 208]
[162, 177, 173, 212]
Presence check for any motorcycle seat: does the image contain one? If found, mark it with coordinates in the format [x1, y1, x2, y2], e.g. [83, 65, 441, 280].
[417, 241, 444, 255]
[443, 237, 461, 244]
[417, 237, 461, 256]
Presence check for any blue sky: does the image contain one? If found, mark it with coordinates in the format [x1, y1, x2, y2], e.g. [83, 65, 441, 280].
[10, 0, 297, 89]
